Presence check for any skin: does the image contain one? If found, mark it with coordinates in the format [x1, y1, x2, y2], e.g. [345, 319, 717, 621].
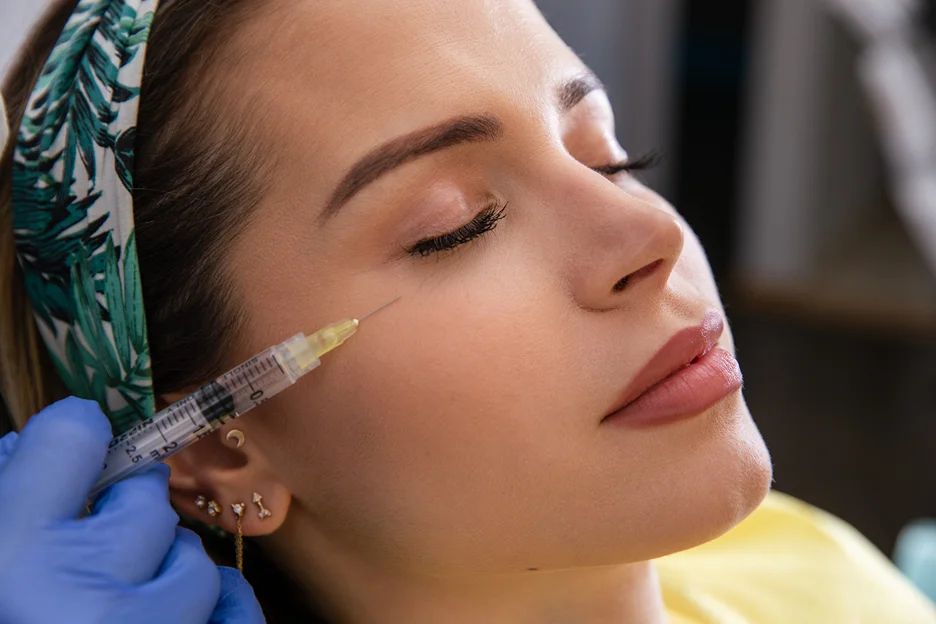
[165, 0, 773, 621]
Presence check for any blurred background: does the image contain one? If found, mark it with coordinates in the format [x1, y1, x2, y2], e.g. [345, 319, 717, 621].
[3, 0, 936, 568]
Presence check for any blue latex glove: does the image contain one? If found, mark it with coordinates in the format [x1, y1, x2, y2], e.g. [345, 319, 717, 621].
[211, 567, 266, 624]
[0, 397, 265, 624]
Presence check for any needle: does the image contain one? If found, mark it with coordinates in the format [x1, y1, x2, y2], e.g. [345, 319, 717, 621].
[357, 296, 402, 322]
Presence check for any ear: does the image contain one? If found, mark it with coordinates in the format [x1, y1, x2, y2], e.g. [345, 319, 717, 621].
[163, 394, 291, 537]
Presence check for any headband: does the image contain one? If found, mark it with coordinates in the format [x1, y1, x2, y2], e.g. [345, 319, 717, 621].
[12, 0, 160, 432]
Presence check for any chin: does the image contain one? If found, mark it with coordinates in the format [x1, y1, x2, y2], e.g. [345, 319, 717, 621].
[669, 393, 773, 553]
[609, 392, 774, 563]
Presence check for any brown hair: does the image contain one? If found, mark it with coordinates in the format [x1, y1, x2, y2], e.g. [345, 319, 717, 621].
[0, 1, 322, 620]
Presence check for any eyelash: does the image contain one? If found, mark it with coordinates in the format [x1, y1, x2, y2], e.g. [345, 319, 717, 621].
[590, 150, 662, 176]
[406, 150, 661, 258]
[407, 201, 508, 257]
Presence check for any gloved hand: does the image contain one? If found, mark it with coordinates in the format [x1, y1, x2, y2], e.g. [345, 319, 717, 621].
[211, 567, 267, 624]
[0, 396, 265, 624]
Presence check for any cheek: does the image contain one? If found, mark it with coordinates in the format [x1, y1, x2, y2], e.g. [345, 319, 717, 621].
[674, 223, 719, 300]
[252, 252, 593, 550]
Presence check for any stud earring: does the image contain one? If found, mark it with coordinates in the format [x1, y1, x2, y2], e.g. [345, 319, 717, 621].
[206, 500, 222, 517]
[231, 502, 245, 572]
[251, 492, 272, 520]
[225, 429, 245, 448]
[195, 495, 207, 510]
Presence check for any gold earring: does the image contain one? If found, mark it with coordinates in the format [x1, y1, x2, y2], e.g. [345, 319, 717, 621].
[206, 500, 222, 517]
[231, 502, 245, 572]
[252, 492, 272, 520]
[225, 429, 245, 448]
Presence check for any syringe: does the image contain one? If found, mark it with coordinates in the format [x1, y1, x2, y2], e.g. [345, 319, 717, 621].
[88, 298, 399, 499]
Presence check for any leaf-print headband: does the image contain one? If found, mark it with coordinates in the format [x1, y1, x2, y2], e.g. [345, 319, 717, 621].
[12, 0, 160, 433]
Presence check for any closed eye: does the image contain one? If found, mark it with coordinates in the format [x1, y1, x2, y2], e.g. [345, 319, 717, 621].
[591, 150, 662, 176]
[406, 201, 507, 257]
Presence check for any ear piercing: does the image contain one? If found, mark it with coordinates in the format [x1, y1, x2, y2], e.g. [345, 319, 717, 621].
[231, 502, 245, 572]
[252, 492, 272, 520]
[195, 494, 221, 516]
[195, 490, 272, 571]
[225, 429, 245, 448]
[195, 493, 270, 520]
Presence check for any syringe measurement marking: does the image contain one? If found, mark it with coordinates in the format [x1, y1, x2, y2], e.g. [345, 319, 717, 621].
[155, 420, 169, 444]
[250, 360, 267, 385]
[246, 359, 263, 391]
[273, 356, 286, 377]
[234, 368, 248, 388]
[248, 362, 266, 400]
[182, 400, 200, 428]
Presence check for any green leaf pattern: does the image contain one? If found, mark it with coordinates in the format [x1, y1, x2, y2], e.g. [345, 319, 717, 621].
[12, 0, 159, 432]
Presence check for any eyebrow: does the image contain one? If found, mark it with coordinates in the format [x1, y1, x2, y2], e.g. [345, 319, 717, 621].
[321, 71, 605, 219]
[558, 70, 605, 114]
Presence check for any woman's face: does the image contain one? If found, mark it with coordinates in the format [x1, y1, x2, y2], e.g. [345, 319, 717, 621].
[179, 0, 772, 575]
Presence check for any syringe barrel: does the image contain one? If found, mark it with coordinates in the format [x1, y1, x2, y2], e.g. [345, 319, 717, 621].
[89, 334, 319, 498]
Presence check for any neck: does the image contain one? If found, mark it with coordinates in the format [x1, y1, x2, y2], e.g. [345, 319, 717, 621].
[265, 515, 668, 624]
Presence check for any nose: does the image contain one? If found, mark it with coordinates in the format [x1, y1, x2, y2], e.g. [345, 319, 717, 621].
[561, 171, 685, 311]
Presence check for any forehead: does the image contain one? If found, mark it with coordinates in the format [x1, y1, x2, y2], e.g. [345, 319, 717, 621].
[232, 0, 586, 177]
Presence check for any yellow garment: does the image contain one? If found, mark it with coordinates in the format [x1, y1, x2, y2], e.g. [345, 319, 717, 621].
[656, 491, 936, 623]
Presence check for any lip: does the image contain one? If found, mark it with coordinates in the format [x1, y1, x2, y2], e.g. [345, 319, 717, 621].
[602, 309, 742, 427]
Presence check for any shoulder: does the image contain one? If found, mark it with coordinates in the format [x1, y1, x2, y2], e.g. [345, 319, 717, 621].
[655, 491, 936, 624]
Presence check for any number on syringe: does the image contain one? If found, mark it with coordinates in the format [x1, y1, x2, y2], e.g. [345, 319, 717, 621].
[125, 444, 142, 463]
